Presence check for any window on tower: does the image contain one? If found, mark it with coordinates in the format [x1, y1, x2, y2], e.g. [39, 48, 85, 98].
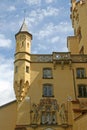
[76, 68, 86, 78]
[27, 43, 29, 48]
[43, 68, 53, 79]
[78, 84, 87, 98]
[43, 84, 53, 97]
[21, 41, 24, 47]
[26, 66, 29, 73]
[20, 41, 24, 48]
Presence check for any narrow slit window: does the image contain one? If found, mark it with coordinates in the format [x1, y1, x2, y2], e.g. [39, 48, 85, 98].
[26, 66, 29, 73]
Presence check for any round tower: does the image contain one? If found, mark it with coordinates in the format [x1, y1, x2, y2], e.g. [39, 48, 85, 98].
[14, 19, 32, 102]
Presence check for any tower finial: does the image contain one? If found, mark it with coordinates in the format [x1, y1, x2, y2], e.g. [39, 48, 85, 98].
[24, 9, 26, 21]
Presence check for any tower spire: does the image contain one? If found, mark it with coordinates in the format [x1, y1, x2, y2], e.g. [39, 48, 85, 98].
[19, 9, 28, 32]
[19, 19, 29, 32]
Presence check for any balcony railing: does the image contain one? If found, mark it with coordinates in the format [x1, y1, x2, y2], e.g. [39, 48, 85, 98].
[53, 52, 71, 61]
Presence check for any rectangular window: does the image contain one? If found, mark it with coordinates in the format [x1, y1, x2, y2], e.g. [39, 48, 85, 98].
[26, 66, 29, 73]
[43, 84, 53, 97]
[43, 68, 52, 79]
[78, 85, 87, 97]
[76, 68, 85, 78]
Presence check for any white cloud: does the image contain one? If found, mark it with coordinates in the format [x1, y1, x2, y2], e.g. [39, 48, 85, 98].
[25, 0, 57, 5]
[42, 6, 59, 16]
[0, 34, 12, 48]
[35, 22, 73, 39]
[45, 0, 56, 4]
[36, 23, 54, 39]
[61, 46, 69, 52]
[32, 21, 73, 53]
[51, 36, 60, 43]
[0, 56, 15, 106]
[25, 0, 41, 5]
[26, 6, 59, 27]
[0, 81, 15, 106]
[8, 5, 16, 11]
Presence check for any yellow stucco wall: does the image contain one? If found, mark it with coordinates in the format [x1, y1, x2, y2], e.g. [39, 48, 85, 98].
[70, 0, 87, 54]
[0, 101, 17, 130]
[29, 63, 75, 103]
[73, 114, 87, 130]
[1, 1, 87, 130]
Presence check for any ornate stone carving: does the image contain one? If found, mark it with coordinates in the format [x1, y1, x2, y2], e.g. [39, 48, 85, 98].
[30, 98, 59, 125]
[59, 103, 67, 124]
[30, 103, 40, 124]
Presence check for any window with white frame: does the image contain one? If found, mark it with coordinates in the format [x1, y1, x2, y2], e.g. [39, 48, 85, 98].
[43, 84, 53, 97]
[78, 84, 87, 97]
[76, 68, 85, 78]
[43, 68, 52, 79]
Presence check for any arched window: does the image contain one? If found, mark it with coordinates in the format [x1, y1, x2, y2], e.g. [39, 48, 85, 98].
[43, 84, 53, 97]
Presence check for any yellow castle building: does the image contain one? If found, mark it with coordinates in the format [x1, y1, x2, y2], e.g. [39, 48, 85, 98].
[1, 0, 87, 130]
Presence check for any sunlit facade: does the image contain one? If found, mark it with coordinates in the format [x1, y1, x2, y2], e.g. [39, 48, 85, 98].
[1, 1, 87, 130]
[13, 1, 87, 130]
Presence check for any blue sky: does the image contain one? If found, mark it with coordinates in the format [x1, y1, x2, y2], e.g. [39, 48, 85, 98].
[0, 0, 74, 106]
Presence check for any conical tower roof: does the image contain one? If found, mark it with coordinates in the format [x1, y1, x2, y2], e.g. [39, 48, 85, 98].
[15, 19, 32, 40]
[19, 19, 29, 32]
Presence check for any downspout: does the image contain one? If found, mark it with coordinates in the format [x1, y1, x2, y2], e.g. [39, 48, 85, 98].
[72, 68, 77, 100]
